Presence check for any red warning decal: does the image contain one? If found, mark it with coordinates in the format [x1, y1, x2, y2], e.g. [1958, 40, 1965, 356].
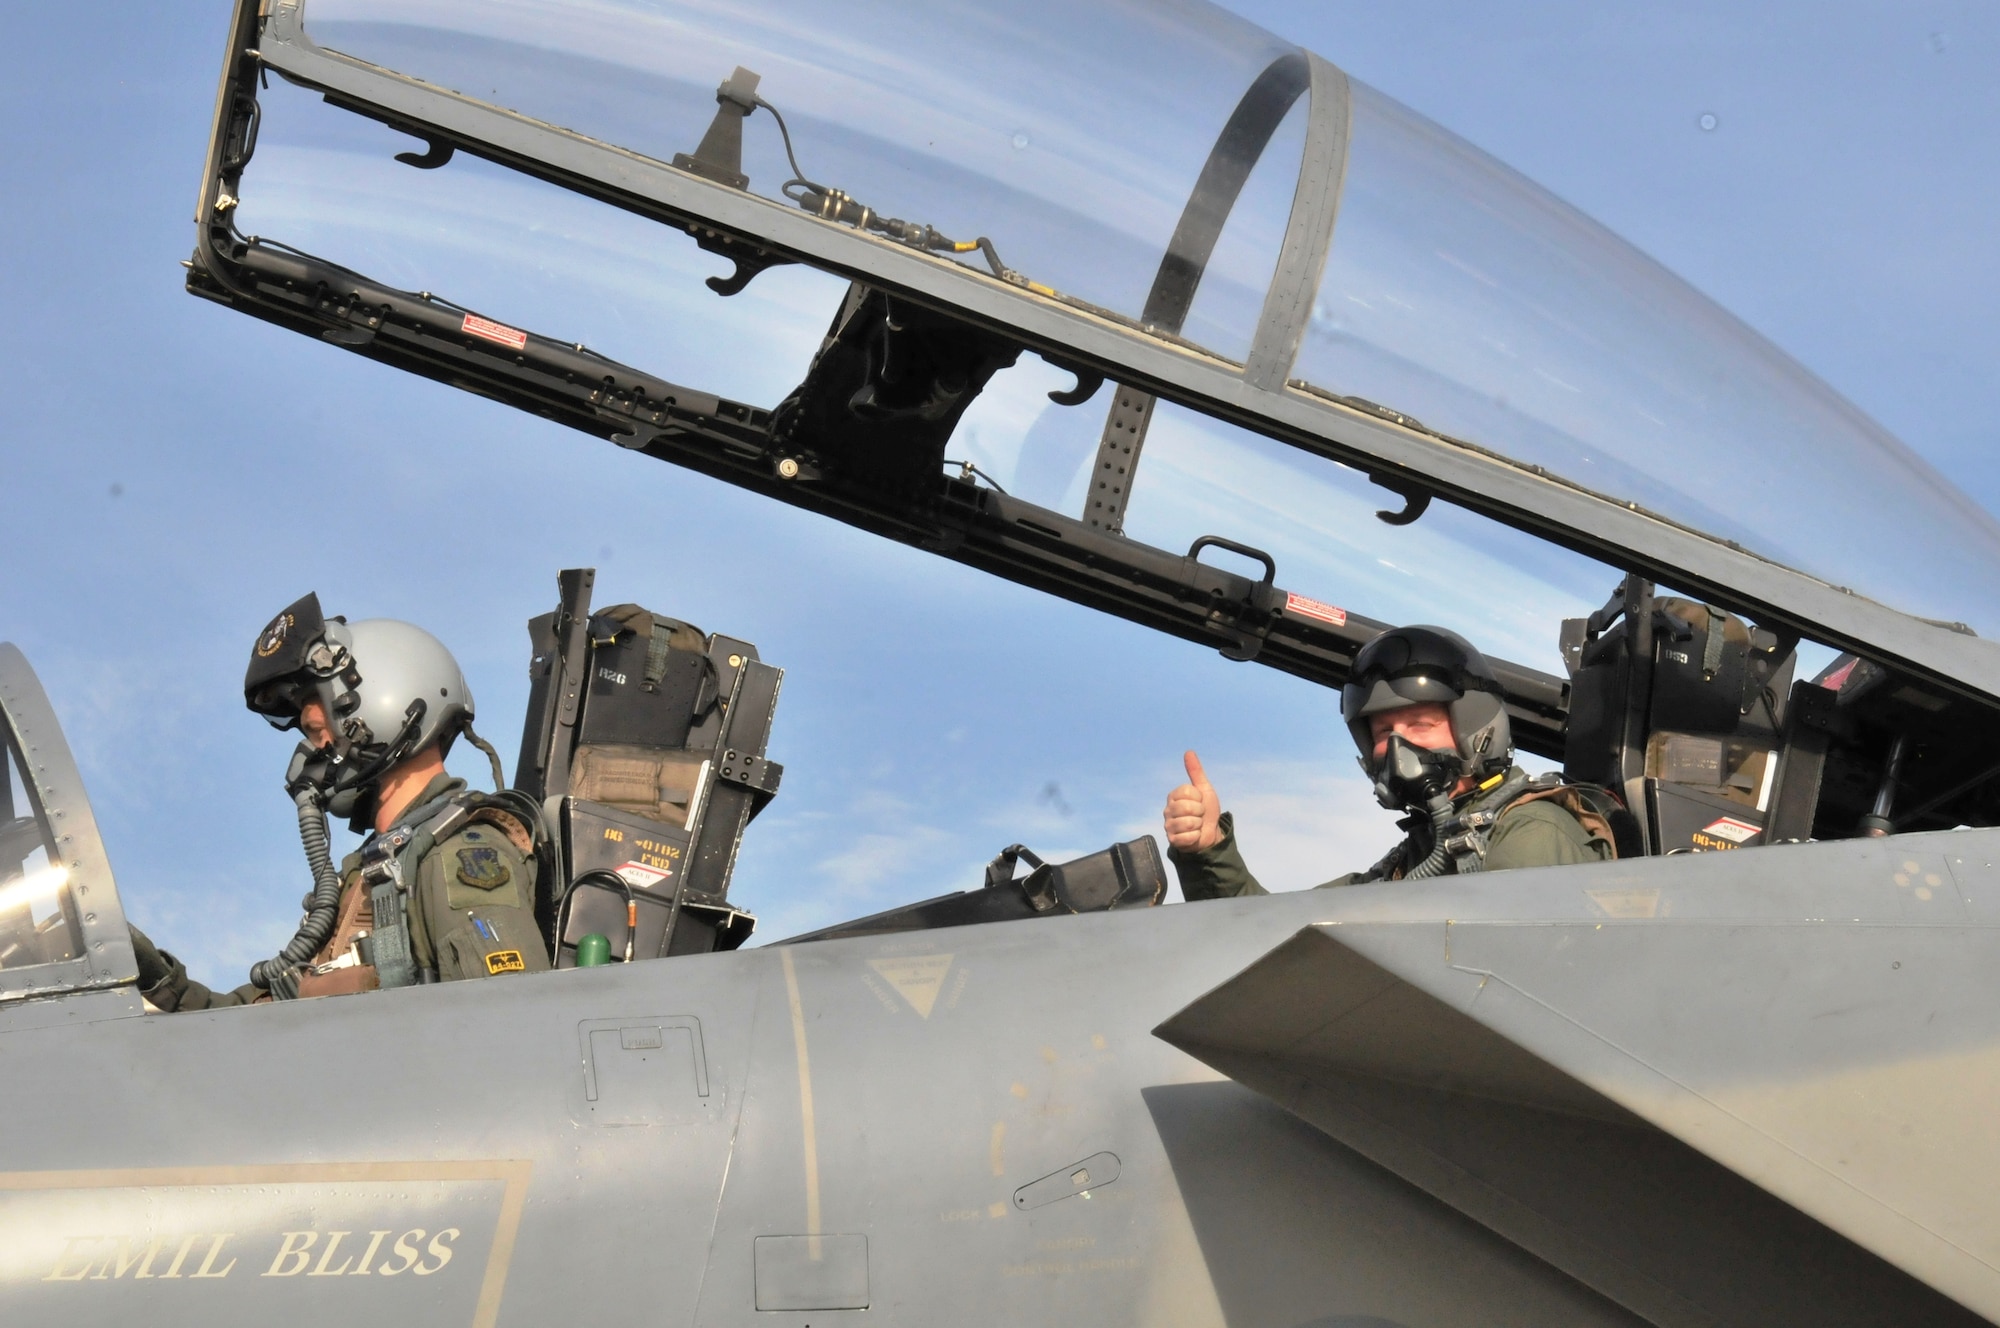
[1700, 816, 1760, 845]
[1283, 592, 1348, 628]
[462, 312, 528, 350]
[614, 861, 672, 890]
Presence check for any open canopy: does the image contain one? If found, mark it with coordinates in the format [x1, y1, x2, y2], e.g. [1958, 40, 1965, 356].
[268, 0, 2000, 654]
[187, 0, 2000, 837]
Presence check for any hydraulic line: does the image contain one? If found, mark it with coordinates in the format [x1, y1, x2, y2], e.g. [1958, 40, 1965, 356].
[755, 93, 1046, 292]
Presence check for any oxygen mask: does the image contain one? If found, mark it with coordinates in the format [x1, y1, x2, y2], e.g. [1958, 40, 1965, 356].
[284, 736, 368, 821]
[1368, 733, 1465, 812]
[282, 691, 425, 825]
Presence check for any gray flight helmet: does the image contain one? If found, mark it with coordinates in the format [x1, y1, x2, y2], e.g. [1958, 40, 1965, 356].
[245, 597, 474, 815]
[1341, 624, 1512, 780]
[335, 618, 475, 761]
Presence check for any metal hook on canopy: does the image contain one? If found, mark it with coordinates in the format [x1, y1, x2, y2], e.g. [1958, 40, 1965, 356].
[394, 137, 455, 170]
[1045, 363, 1104, 406]
[1372, 476, 1432, 526]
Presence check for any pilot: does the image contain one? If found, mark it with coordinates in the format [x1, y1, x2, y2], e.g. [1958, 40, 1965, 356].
[1165, 625, 1615, 898]
[132, 594, 550, 1010]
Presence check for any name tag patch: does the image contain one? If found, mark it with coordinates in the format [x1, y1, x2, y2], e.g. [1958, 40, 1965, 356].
[484, 950, 526, 975]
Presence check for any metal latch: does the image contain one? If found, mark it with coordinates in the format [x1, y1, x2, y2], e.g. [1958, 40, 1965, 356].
[312, 932, 372, 975]
[715, 748, 783, 797]
[1181, 536, 1282, 663]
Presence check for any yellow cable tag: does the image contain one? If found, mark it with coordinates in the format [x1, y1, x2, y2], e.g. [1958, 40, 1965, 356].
[1478, 772, 1506, 792]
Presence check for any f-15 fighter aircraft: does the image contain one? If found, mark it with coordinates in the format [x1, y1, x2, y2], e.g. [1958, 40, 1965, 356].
[4, 2, 2000, 1324]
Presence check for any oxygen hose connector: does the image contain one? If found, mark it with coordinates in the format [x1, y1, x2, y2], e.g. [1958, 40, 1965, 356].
[249, 781, 345, 994]
[1401, 792, 1460, 880]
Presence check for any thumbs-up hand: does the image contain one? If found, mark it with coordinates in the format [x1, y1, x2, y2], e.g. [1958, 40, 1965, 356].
[1163, 750, 1223, 852]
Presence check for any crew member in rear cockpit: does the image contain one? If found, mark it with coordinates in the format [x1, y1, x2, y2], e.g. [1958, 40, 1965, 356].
[1164, 625, 1616, 897]
[129, 594, 550, 1009]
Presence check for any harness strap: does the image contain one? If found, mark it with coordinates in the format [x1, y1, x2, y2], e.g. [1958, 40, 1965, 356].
[1505, 783, 1622, 859]
[1700, 604, 1727, 680]
[356, 792, 481, 988]
[1391, 772, 1621, 878]
[1438, 806, 1501, 874]
[644, 621, 674, 690]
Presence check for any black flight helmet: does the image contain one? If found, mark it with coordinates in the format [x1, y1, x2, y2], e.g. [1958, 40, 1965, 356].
[245, 593, 349, 733]
[1341, 625, 1512, 781]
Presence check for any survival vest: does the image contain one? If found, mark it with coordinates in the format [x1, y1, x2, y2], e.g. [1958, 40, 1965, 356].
[295, 788, 539, 997]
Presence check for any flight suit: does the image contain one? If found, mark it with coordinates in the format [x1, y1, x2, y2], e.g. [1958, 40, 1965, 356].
[1169, 764, 1613, 901]
[135, 774, 548, 1011]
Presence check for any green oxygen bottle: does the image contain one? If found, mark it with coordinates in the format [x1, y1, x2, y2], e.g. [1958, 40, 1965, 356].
[575, 933, 613, 967]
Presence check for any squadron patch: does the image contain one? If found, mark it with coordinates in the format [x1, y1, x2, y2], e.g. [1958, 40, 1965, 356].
[485, 949, 527, 975]
[255, 612, 295, 659]
[455, 846, 512, 890]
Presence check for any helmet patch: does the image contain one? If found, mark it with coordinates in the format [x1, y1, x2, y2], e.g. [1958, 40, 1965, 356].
[455, 846, 512, 890]
[255, 612, 295, 659]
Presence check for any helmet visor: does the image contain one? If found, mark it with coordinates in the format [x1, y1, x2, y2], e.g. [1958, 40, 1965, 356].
[1341, 673, 1461, 722]
[1341, 624, 1498, 722]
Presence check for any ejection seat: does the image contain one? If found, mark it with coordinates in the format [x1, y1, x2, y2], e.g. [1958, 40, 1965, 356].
[1560, 580, 1800, 855]
[513, 569, 784, 966]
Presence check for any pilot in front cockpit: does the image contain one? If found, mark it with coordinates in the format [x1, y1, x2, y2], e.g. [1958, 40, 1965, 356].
[1165, 625, 1618, 897]
[131, 594, 549, 1010]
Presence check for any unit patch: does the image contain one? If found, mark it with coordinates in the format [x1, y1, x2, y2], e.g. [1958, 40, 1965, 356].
[455, 846, 512, 890]
[485, 950, 527, 975]
[255, 611, 294, 659]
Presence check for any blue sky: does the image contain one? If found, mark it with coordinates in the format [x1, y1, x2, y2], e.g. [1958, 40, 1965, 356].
[2, 2, 1996, 985]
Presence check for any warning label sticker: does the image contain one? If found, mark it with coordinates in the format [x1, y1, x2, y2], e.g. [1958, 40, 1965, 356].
[462, 312, 528, 350]
[1283, 593, 1348, 628]
[1701, 816, 1760, 843]
[614, 861, 672, 891]
[1692, 816, 1761, 851]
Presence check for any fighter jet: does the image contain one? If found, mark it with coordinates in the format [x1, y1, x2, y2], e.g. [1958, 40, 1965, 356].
[3, 0, 1999, 1323]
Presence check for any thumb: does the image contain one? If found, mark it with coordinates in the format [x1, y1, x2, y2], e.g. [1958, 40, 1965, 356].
[1184, 750, 1213, 794]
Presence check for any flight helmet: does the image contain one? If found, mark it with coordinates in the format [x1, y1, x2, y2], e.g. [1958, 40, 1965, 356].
[1341, 625, 1512, 782]
[245, 593, 474, 817]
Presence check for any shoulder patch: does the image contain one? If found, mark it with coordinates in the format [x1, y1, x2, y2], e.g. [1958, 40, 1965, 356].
[484, 949, 527, 975]
[455, 845, 512, 891]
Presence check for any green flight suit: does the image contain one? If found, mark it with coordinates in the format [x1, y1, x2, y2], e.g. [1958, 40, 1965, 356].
[1170, 765, 1612, 901]
[387, 774, 551, 983]
[135, 774, 548, 1010]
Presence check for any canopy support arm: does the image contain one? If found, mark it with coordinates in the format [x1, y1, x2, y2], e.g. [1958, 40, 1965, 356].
[1245, 54, 1351, 391]
[1084, 50, 1314, 533]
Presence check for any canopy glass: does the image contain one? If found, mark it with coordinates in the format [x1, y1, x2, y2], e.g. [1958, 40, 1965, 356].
[301, 0, 1306, 365]
[0, 646, 135, 1002]
[1303, 84, 2000, 633]
[291, 0, 2000, 637]
[0, 738, 81, 975]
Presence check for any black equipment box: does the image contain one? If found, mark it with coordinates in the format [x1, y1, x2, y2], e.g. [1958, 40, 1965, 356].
[985, 838, 1167, 913]
[785, 836, 1168, 945]
[564, 793, 694, 893]
[552, 798, 755, 966]
[1645, 779, 1766, 854]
